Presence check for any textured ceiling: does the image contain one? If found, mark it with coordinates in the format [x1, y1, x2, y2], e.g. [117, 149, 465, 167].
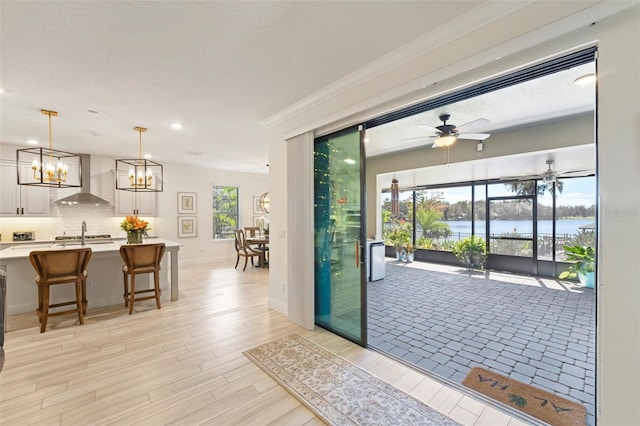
[0, 1, 483, 174]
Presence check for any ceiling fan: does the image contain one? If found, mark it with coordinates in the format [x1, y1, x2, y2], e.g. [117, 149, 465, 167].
[502, 160, 594, 183]
[417, 114, 492, 148]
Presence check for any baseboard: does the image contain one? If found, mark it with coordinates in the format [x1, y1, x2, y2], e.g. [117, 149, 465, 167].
[268, 297, 287, 315]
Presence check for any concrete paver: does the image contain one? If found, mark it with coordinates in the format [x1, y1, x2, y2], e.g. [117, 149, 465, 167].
[367, 260, 595, 425]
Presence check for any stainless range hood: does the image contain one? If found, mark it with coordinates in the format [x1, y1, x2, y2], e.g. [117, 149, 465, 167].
[55, 154, 111, 206]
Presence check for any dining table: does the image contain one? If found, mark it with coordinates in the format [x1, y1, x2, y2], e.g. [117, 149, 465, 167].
[246, 236, 269, 267]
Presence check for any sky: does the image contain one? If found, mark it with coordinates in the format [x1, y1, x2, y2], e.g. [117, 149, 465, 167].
[385, 176, 595, 207]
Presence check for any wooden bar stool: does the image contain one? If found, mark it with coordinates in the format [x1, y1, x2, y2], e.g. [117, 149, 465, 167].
[29, 248, 92, 333]
[120, 243, 166, 315]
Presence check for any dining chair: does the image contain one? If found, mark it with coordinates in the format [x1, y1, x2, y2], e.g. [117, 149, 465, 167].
[120, 243, 166, 315]
[234, 230, 262, 271]
[244, 226, 261, 238]
[29, 247, 92, 333]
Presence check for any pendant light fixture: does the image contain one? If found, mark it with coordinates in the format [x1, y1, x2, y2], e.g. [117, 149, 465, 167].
[17, 109, 82, 188]
[115, 126, 163, 192]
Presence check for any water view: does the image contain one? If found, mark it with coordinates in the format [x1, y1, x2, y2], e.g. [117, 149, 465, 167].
[443, 219, 595, 236]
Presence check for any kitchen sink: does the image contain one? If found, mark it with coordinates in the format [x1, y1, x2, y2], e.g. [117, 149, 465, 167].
[55, 241, 114, 247]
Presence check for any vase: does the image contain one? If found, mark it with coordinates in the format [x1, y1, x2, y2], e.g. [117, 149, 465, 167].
[579, 271, 595, 289]
[405, 252, 414, 263]
[127, 231, 143, 244]
[395, 249, 403, 261]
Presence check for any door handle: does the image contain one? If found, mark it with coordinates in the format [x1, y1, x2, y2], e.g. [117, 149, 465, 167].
[355, 241, 359, 267]
[21, 207, 24, 215]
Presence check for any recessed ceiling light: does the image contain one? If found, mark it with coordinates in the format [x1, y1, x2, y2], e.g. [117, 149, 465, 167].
[170, 122, 184, 130]
[574, 74, 596, 85]
[344, 158, 356, 165]
[144, 154, 152, 159]
[0, 88, 5, 94]
[26, 139, 38, 145]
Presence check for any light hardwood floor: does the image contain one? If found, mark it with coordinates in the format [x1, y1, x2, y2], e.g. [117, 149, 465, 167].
[1, 260, 529, 425]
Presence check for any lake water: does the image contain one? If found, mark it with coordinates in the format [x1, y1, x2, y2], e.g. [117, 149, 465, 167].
[442, 219, 595, 236]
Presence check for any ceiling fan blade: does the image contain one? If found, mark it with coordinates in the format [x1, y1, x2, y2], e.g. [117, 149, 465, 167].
[398, 135, 437, 142]
[416, 124, 439, 133]
[555, 168, 595, 177]
[455, 118, 490, 132]
[457, 132, 491, 141]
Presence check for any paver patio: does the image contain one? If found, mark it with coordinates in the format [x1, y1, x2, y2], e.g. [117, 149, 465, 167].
[367, 259, 596, 425]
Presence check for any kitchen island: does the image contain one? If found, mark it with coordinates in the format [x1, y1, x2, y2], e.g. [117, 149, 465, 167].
[0, 239, 181, 320]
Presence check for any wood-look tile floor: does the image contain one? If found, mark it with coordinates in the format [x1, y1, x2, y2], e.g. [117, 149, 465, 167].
[1, 260, 530, 425]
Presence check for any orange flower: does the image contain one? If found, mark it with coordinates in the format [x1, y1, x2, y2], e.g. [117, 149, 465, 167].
[120, 215, 150, 235]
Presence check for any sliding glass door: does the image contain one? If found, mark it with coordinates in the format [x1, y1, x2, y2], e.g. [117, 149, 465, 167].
[314, 126, 367, 345]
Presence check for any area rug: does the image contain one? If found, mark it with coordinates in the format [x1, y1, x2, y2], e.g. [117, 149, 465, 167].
[462, 366, 586, 426]
[244, 334, 460, 425]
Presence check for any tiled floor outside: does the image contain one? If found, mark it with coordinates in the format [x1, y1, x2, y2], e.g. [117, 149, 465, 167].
[367, 259, 596, 425]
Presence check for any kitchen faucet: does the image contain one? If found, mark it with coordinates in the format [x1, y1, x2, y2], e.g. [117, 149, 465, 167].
[81, 221, 87, 246]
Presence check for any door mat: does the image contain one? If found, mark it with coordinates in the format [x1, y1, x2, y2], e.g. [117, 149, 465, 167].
[244, 334, 460, 426]
[462, 366, 586, 426]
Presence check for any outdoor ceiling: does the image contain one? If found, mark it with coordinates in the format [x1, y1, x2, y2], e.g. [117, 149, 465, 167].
[367, 62, 596, 188]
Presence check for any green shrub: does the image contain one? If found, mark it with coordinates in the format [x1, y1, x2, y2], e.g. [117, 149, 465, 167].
[452, 236, 487, 270]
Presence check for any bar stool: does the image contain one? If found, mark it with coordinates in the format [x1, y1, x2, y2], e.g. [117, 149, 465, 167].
[29, 248, 92, 333]
[120, 243, 166, 315]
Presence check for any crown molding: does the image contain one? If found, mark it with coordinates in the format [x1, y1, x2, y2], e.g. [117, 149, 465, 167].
[262, 1, 531, 130]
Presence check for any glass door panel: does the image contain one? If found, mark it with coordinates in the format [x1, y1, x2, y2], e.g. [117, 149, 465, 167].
[314, 126, 366, 345]
[488, 198, 534, 257]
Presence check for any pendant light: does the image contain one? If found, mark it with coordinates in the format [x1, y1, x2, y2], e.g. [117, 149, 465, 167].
[115, 126, 163, 192]
[17, 109, 82, 187]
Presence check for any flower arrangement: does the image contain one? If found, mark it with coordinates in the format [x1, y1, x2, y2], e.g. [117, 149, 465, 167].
[120, 215, 150, 244]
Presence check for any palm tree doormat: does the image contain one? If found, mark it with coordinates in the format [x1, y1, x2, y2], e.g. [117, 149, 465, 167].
[462, 366, 586, 426]
[244, 334, 461, 425]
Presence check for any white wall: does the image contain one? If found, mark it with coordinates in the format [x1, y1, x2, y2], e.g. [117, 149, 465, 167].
[268, 5, 640, 425]
[156, 162, 268, 264]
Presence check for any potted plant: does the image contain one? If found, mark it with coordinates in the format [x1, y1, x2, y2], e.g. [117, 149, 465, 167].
[404, 243, 415, 263]
[385, 221, 412, 261]
[452, 236, 487, 270]
[120, 215, 150, 244]
[559, 245, 595, 288]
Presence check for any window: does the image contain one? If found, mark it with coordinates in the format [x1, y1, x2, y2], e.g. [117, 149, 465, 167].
[212, 185, 238, 239]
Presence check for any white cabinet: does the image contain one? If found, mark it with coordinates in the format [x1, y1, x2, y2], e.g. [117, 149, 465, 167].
[116, 190, 156, 216]
[0, 161, 50, 216]
[115, 169, 157, 216]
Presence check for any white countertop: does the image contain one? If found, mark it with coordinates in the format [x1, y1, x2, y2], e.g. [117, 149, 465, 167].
[0, 238, 181, 260]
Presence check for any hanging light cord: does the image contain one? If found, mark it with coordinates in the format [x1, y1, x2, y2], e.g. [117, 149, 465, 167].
[134, 126, 147, 162]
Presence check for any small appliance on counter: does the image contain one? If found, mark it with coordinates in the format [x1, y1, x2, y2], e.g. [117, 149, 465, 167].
[13, 231, 35, 241]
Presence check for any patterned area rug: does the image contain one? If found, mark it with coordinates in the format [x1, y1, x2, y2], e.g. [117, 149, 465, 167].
[244, 334, 460, 425]
[463, 367, 586, 426]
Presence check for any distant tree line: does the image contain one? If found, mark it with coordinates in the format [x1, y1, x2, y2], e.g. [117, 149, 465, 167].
[384, 198, 595, 222]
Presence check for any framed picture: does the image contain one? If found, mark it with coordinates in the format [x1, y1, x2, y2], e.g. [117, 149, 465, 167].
[178, 192, 197, 214]
[178, 216, 197, 238]
[253, 196, 263, 215]
[253, 215, 268, 230]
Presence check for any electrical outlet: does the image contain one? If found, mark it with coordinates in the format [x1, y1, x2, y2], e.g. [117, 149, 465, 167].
[278, 230, 285, 238]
